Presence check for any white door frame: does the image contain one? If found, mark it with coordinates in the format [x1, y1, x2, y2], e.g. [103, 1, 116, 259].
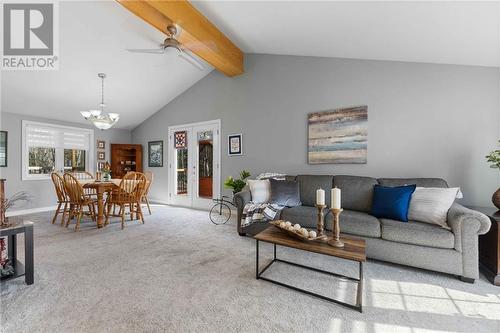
[167, 119, 221, 209]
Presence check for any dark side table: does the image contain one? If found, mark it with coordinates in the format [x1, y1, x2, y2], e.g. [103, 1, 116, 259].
[0, 219, 34, 285]
[470, 206, 500, 286]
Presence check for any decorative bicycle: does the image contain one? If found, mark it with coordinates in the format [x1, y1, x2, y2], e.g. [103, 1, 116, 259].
[209, 196, 235, 225]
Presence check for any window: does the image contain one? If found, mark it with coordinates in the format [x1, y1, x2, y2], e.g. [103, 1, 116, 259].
[22, 121, 94, 180]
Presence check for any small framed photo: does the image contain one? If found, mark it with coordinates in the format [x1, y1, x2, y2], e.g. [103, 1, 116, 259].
[0, 131, 7, 167]
[228, 133, 242, 156]
[97, 151, 105, 161]
[97, 140, 105, 150]
[148, 140, 163, 167]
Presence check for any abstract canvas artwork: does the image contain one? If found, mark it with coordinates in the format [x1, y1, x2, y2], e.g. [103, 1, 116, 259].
[308, 106, 367, 164]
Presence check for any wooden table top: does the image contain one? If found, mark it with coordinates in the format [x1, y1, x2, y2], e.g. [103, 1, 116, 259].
[254, 226, 366, 262]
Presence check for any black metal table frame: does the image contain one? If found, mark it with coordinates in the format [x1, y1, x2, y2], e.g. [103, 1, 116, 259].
[256, 239, 363, 313]
[1, 222, 34, 285]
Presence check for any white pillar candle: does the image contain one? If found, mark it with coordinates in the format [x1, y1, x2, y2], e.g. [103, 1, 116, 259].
[316, 188, 325, 205]
[331, 187, 341, 209]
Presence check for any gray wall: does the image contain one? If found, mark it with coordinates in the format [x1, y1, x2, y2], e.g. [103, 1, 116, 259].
[133, 54, 499, 207]
[0, 111, 131, 212]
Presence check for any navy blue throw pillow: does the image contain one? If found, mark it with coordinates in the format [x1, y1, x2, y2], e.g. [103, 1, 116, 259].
[371, 184, 416, 222]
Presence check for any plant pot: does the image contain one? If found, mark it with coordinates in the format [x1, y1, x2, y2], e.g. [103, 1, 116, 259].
[493, 188, 500, 210]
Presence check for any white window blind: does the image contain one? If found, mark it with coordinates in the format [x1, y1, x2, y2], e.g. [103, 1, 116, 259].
[25, 124, 90, 150]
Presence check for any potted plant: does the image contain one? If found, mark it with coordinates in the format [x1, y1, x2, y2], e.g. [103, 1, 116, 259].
[486, 140, 500, 209]
[224, 170, 250, 195]
[102, 162, 112, 181]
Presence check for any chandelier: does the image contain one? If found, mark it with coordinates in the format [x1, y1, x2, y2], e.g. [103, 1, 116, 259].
[80, 73, 119, 130]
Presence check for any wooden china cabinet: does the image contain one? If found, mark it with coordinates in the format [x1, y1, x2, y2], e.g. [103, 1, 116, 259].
[110, 144, 142, 179]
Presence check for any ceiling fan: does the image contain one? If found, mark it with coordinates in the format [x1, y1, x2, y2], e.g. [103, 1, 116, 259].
[127, 24, 205, 70]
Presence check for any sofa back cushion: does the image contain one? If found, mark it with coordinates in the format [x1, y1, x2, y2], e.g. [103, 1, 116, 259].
[296, 175, 334, 207]
[333, 175, 378, 212]
[378, 178, 448, 188]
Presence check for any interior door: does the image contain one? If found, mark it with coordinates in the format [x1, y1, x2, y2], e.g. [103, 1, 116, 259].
[168, 120, 220, 209]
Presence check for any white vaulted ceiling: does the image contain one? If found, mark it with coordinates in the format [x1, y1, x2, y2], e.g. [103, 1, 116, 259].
[193, 1, 500, 68]
[1, 1, 213, 129]
[2, 1, 498, 129]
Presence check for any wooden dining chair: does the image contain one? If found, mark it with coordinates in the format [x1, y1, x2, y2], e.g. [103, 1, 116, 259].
[142, 171, 153, 215]
[71, 171, 97, 198]
[50, 172, 70, 225]
[105, 172, 147, 229]
[63, 173, 97, 231]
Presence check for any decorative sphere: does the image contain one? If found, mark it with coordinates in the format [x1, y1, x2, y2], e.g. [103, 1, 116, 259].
[308, 230, 317, 238]
[293, 224, 301, 230]
[300, 228, 309, 237]
[285, 221, 292, 227]
[279, 221, 286, 228]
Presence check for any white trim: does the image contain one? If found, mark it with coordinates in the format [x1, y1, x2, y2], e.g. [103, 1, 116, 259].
[21, 120, 95, 180]
[168, 119, 221, 130]
[5, 205, 58, 217]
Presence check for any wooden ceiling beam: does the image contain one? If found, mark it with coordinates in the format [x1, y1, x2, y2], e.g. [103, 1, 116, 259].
[117, 0, 244, 77]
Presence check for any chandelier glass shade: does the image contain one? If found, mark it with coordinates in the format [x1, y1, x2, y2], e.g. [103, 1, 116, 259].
[81, 73, 119, 130]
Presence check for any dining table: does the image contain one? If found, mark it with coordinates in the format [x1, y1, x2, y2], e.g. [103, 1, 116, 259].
[79, 179, 121, 228]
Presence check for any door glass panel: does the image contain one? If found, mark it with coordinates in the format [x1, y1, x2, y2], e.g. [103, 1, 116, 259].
[174, 131, 188, 196]
[198, 130, 213, 198]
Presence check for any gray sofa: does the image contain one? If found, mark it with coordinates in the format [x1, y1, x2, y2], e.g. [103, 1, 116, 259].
[234, 175, 491, 283]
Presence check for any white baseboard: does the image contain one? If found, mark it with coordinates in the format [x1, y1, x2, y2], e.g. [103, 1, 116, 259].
[6, 205, 58, 217]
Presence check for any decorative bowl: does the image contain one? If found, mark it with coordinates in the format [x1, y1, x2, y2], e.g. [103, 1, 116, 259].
[270, 220, 327, 242]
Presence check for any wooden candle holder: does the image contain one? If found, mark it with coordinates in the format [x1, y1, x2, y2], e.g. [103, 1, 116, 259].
[328, 208, 344, 248]
[315, 204, 327, 237]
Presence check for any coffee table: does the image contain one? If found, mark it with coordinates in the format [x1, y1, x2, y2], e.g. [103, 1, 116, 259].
[254, 226, 366, 312]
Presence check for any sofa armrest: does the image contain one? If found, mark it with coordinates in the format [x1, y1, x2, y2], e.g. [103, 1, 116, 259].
[233, 190, 252, 234]
[447, 203, 491, 280]
[448, 203, 491, 237]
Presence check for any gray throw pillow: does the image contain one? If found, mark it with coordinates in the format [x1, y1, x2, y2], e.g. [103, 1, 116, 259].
[269, 179, 301, 207]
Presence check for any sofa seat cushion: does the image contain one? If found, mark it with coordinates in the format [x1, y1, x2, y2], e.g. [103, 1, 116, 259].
[380, 218, 455, 249]
[280, 206, 332, 229]
[340, 210, 381, 238]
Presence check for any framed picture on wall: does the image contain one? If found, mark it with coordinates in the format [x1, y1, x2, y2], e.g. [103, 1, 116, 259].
[0, 131, 7, 167]
[97, 161, 105, 171]
[97, 140, 105, 150]
[148, 141, 163, 167]
[97, 151, 105, 161]
[228, 134, 243, 156]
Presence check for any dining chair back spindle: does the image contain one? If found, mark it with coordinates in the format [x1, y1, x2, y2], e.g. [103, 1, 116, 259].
[71, 171, 97, 197]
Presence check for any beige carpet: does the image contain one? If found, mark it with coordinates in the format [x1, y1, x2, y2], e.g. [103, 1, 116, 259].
[1, 205, 500, 333]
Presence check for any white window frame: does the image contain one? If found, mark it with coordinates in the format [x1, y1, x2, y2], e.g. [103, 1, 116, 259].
[22, 120, 95, 181]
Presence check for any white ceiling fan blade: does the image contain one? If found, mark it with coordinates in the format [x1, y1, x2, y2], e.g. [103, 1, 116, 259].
[179, 50, 204, 70]
[127, 48, 165, 54]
